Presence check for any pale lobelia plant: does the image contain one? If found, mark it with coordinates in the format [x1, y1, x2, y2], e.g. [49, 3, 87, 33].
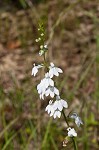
[32, 23, 83, 150]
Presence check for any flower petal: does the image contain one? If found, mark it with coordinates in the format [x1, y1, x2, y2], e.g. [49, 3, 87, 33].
[56, 67, 63, 73]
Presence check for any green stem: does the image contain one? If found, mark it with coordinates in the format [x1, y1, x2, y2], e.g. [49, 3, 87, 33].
[43, 53, 49, 72]
[43, 53, 46, 64]
[71, 137, 78, 150]
[62, 110, 78, 150]
[62, 110, 69, 127]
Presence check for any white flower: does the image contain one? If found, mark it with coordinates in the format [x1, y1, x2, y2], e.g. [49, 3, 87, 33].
[70, 113, 83, 127]
[67, 127, 77, 137]
[49, 62, 63, 78]
[45, 100, 61, 119]
[37, 73, 54, 99]
[32, 64, 43, 76]
[54, 96, 68, 111]
[37, 79, 46, 99]
[43, 73, 54, 88]
[45, 86, 59, 98]
[45, 100, 61, 118]
[45, 96, 68, 118]
[45, 100, 54, 116]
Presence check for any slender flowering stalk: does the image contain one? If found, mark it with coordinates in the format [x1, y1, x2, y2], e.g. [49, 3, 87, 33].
[32, 23, 83, 149]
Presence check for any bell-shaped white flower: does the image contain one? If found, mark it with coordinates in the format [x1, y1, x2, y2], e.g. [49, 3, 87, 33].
[70, 113, 83, 127]
[43, 72, 54, 88]
[32, 63, 43, 76]
[37, 79, 46, 94]
[67, 127, 77, 137]
[37, 73, 54, 100]
[45, 100, 61, 118]
[45, 101, 61, 118]
[49, 62, 63, 78]
[54, 96, 68, 110]
[45, 100, 54, 115]
[45, 86, 59, 98]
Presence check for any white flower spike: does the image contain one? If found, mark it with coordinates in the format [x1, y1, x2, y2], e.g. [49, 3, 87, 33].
[49, 62, 63, 78]
[32, 25, 83, 148]
[67, 127, 77, 137]
[32, 64, 43, 76]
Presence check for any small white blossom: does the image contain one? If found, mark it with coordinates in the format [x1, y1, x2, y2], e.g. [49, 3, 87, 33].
[32, 64, 43, 76]
[37, 80, 46, 99]
[45, 86, 59, 98]
[49, 62, 63, 78]
[54, 96, 68, 111]
[37, 73, 54, 99]
[67, 127, 77, 137]
[70, 113, 83, 127]
[45, 96, 68, 118]
[44, 73, 54, 88]
[45, 100, 54, 115]
[45, 101, 61, 118]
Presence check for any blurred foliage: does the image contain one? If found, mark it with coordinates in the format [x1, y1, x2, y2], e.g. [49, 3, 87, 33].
[0, 0, 48, 9]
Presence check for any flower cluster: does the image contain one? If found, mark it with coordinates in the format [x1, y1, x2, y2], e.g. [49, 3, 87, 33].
[32, 61, 67, 118]
[35, 23, 48, 56]
[45, 96, 68, 119]
[32, 25, 83, 141]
